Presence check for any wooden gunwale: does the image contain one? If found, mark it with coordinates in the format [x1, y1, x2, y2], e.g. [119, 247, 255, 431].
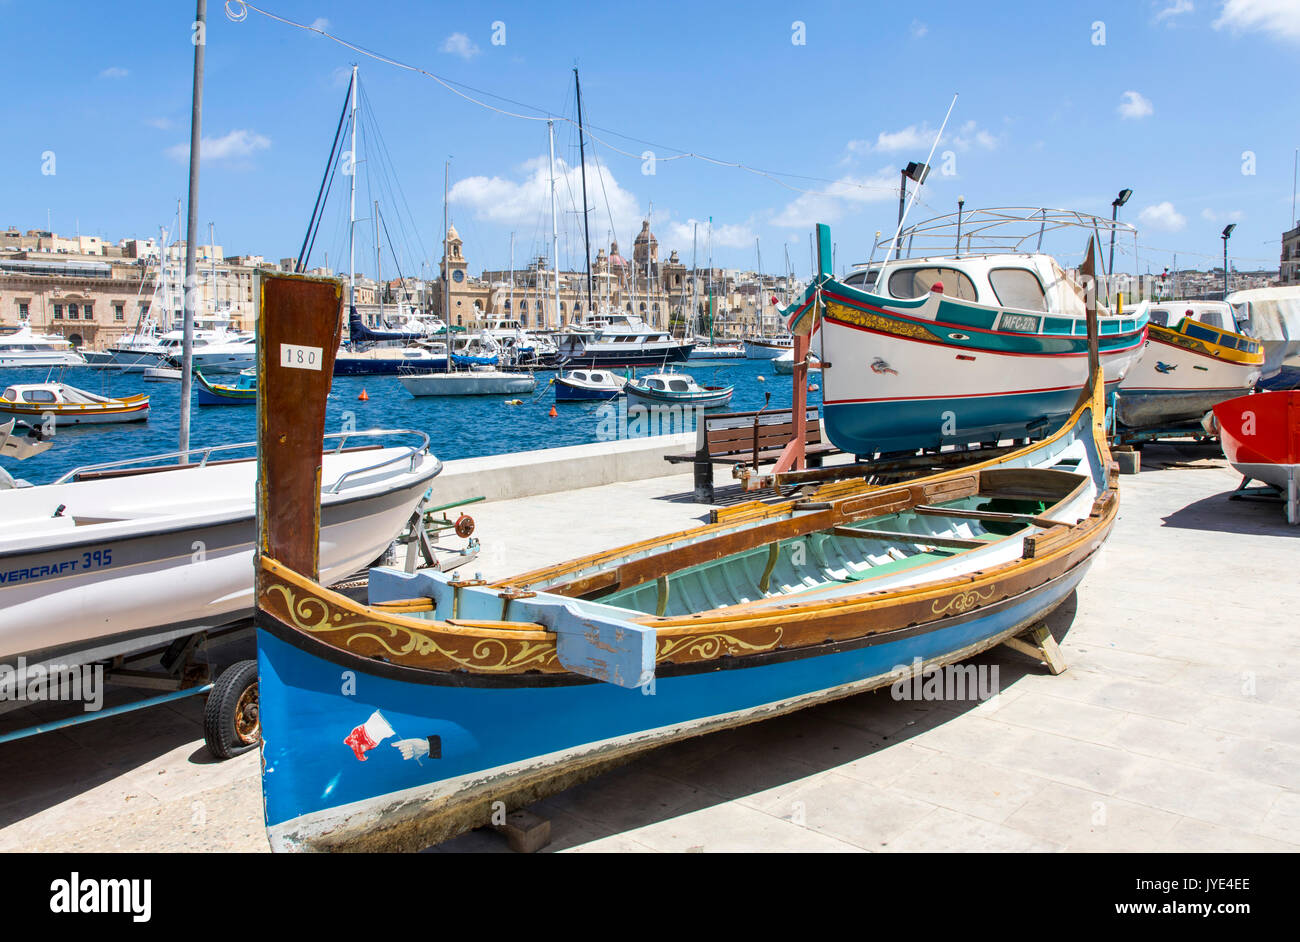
[255, 487, 1115, 674]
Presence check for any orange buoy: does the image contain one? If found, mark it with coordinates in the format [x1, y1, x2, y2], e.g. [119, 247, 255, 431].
[808, 383, 819, 392]
[358, 389, 369, 401]
[548, 406, 558, 418]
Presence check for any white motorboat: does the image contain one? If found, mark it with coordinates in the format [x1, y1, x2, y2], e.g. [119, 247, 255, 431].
[743, 334, 794, 359]
[555, 313, 693, 368]
[688, 341, 745, 360]
[0, 429, 440, 671]
[0, 320, 87, 368]
[624, 370, 734, 409]
[772, 348, 822, 375]
[398, 367, 537, 397]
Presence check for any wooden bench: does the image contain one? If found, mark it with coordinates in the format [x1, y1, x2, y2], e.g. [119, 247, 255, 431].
[665, 407, 836, 502]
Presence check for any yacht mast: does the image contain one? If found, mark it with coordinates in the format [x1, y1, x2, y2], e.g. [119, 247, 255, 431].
[548, 120, 559, 330]
[574, 68, 593, 315]
[755, 238, 764, 339]
[508, 231, 515, 321]
[443, 160, 451, 374]
[347, 65, 358, 314]
[690, 222, 698, 340]
[374, 200, 383, 322]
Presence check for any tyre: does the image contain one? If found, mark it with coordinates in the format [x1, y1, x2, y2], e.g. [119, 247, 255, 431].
[203, 659, 260, 760]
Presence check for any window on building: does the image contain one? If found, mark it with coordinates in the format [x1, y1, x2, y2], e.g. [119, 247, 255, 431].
[68, 304, 80, 319]
[18, 302, 29, 318]
[53, 304, 64, 319]
[83, 303, 93, 319]
[988, 268, 1047, 312]
[114, 303, 125, 321]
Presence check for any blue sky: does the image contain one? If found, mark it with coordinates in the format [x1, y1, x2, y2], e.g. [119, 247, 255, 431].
[1, 0, 1296, 280]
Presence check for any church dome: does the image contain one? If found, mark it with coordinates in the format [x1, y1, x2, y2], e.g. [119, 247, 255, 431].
[633, 220, 656, 245]
[608, 240, 628, 267]
[446, 224, 461, 243]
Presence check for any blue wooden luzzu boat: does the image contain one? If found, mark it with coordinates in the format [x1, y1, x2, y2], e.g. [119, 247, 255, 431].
[252, 267, 1119, 852]
[195, 368, 256, 405]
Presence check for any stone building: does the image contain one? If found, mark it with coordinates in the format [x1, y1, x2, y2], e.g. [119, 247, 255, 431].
[1282, 224, 1299, 286]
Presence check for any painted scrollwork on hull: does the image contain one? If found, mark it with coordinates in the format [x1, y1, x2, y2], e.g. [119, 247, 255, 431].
[825, 301, 936, 342]
[261, 581, 561, 674]
[656, 626, 785, 663]
[931, 585, 996, 616]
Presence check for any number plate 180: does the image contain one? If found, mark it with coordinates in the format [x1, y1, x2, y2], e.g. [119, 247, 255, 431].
[281, 344, 323, 370]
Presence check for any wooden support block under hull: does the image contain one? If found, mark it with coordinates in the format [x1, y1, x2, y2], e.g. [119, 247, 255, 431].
[492, 808, 553, 854]
[1001, 624, 1068, 675]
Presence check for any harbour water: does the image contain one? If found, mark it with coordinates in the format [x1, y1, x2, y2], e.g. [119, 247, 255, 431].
[0, 359, 821, 484]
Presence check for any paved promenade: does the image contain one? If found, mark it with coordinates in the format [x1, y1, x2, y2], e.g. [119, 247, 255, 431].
[2, 443, 1296, 852]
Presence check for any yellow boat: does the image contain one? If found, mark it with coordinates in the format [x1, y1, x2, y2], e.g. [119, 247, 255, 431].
[0, 382, 150, 426]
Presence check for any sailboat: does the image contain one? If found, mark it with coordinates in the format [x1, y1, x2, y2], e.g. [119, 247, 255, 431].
[251, 217, 1120, 851]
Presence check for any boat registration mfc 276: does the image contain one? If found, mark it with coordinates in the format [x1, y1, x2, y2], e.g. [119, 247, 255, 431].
[1, 548, 113, 585]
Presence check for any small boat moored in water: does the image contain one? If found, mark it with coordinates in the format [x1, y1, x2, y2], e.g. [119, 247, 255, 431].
[1213, 389, 1299, 524]
[624, 370, 734, 409]
[195, 369, 257, 405]
[554, 368, 627, 401]
[0, 382, 149, 425]
[398, 366, 537, 397]
[251, 261, 1119, 852]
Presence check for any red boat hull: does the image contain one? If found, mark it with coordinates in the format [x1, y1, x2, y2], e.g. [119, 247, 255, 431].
[1213, 391, 1300, 523]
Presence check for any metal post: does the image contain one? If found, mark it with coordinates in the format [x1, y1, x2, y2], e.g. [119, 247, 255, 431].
[347, 66, 357, 313]
[897, 170, 907, 227]
[1107, 202, 1118, 297]
[179, 0, 206, 461]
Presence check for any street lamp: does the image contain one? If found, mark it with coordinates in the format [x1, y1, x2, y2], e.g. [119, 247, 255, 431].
[1221, 223, 1237, 300]
[1108, 188, 1132, 289]
[898, 161, 931, 226]
[955, 195, 966, 255]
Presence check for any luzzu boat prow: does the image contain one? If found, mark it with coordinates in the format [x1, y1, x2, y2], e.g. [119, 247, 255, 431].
[253, 239, 1120, 852]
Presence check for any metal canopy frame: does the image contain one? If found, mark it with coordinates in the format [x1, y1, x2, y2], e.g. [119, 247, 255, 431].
[870, 207, 1140, 272]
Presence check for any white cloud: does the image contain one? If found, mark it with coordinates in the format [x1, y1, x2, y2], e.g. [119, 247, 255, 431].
[848, 120, 1000, 157]
[100, 66, 128, 79]
[1153, 0, 1194, 24]
[1117, 90, 1154, 119]
[1138, 201, 1187, 232]
[1214, 0, 1300, 42]
[310, 17, 330, 31]
[666, 219, 755, 250]
[145, 117, 172, 130]
[771, 168, 899, 228]
[1201, 208, 1244, 222]
[166, 129, 271, 163]
[441, 32, 481, 60]
[450, 156, 639, 233]
[910, 19, 928, 38]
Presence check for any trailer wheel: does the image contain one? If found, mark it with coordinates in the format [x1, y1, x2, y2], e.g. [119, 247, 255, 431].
[204, 660, 260, 760]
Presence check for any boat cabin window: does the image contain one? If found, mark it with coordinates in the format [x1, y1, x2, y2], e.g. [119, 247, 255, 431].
[988, 268, 1048, 313]
[668, 379, 689, 392]
[1148, 308, 1170, 327]
[887, 267, 978, 302]
[23, 389, 57, 403]
[1196, 310, 1224, 329]
[843, 270, 878, 290]
[1, 387, 14, 400]
[649, 379, 665, 389]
